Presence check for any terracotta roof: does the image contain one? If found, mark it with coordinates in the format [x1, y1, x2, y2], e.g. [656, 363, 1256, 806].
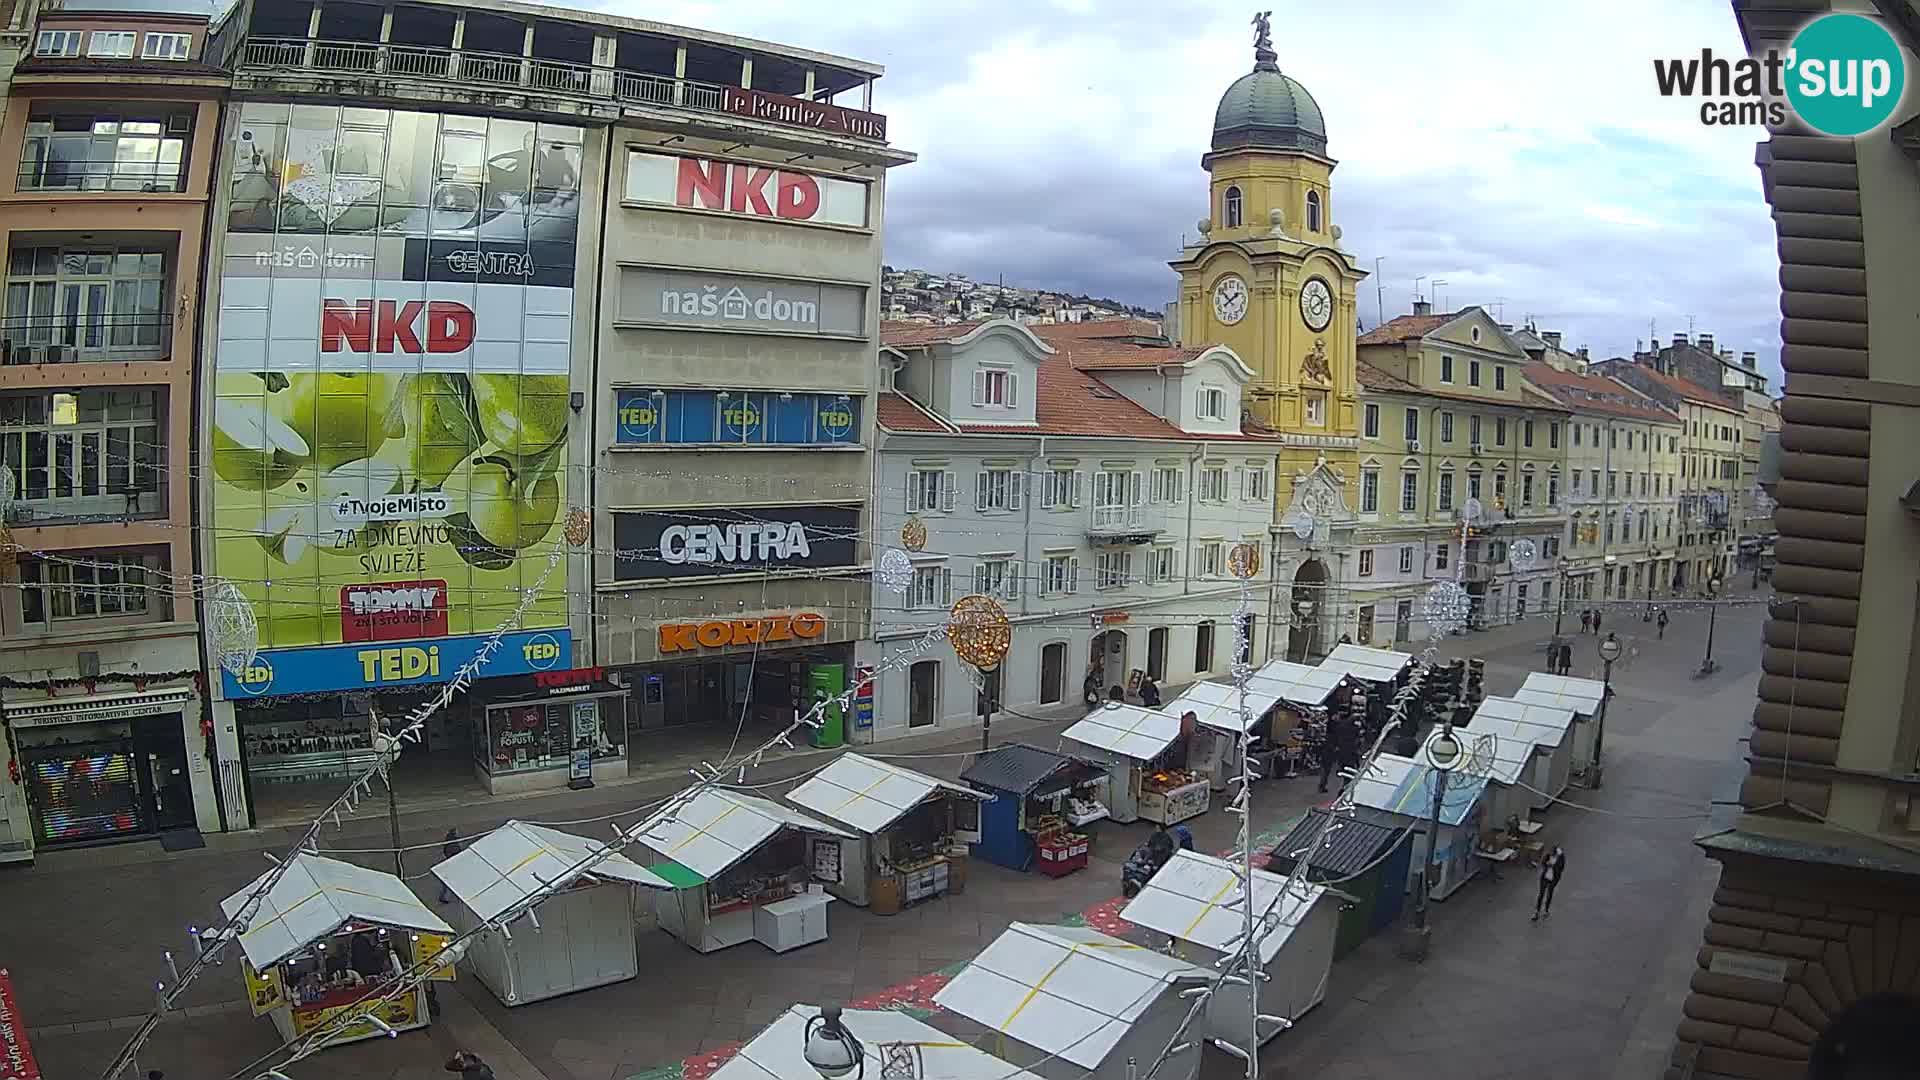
[881, 320, 994, 347]
[875, 392, 953, 433]
[1354, 361, 1572, 413]
[1521, 364, 1679, 424]
[1595, 360, 1741, 411]
[1028, 317, 1164, 342]
[1356, 312, 1459, 345]
[1356, 362, 1416, 392]
[1049, 337, 1207, 371]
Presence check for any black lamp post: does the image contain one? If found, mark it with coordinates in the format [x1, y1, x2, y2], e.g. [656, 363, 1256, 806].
[1593, 632, 1622, 789]
[1699, 575, 1724, 676]
[1552, 557, 1570, 638]
[1402, 724, 1461, 962]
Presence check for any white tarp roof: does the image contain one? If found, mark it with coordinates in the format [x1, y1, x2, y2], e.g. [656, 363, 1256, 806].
[1514, 673, 1606, 716]
[221, 853, 452, 971]
[1348, 754, 1488, 827]
[633, 789, 853, 881]
[430, 820, 670, 922]
[712, 1005, 1045, 1080]
[1319, 643, 1413, 684]
[1471, 696, 1577, 747]
[934, 923, 1208, 1070]
[1248, 659, 1344, 707]
[784, 753, 980, 835]
[1165, 679, 1283, 735]
[1457, 722, 1541, 786]
[1120, 849, 1327, 964]
[1061, 702, 1183, 762]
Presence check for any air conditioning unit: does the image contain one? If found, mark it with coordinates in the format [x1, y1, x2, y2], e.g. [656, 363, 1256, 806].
[1406, 439, 1422, 452]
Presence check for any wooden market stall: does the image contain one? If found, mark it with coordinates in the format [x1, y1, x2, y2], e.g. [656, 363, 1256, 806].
[632, 789, 854, 954]
[1512, 673, 1607, 775]
[959, 743, 1109, 875]
[1163, 679, 1281, 792]
[1464, 696, 1578, 810]
[1121, 849, 1339, 1048]
[1268, 809, 1412, 958]
[223, 853, 456, 1047]
[429, 820, 671, 1006]
[711, 1004, 1045, 1080]
[1060, 702, 1208, 826]
[934, 923, 1210, 1080]
[1317, 642, 1414, 686]
[782, 753, 986, 913]
[1348, 753, 1490, 902]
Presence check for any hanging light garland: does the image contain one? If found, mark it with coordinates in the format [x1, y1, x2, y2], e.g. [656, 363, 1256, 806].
[875, 548, 915, 594]
[1507, 538, 1537, 573]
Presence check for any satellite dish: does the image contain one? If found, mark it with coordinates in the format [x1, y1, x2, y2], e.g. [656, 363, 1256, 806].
[1462, 497, 1484, 524]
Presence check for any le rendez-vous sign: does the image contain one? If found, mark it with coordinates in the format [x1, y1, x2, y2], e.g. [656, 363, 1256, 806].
[720, 86, 887, 142]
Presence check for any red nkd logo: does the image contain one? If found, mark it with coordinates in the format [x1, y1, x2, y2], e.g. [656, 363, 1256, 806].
[674, 157, 822, 221]
[321, 299, 475, 354]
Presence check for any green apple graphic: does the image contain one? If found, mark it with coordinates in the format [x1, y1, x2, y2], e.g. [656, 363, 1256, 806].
[269, 372, 407, 473]
[212, 398, 309, 491]
[404, 374, 484, 489]
[471, 374, 569, 457]
[440, 441, 561, 571]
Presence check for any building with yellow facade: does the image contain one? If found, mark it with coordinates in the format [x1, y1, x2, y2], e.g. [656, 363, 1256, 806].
[1169, 21, 1369, 662]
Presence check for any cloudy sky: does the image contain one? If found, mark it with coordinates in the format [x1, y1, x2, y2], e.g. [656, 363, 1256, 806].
[592, 0, 1782, 382]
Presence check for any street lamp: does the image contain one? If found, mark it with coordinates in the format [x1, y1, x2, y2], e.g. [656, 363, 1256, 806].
[804, 1005, 865, 1080]
[1593, 632, 1622, 789]
[1551, 556, 1570, 638]
[1402, 724, 1462, 962]
[1699, 575, 1724, 677]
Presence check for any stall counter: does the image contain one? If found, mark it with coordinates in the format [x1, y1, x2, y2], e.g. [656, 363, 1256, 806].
[1138, 771, 1210, 825]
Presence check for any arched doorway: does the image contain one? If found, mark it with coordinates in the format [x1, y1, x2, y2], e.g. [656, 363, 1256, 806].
[1086, 629, 1130, 705]
[1286, 559, 1329, 663]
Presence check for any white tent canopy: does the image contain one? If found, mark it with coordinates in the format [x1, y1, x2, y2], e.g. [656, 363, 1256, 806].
[1470, 696, 1577, 748]
[633, 789, 853, 881]
[1514, 673, 1606, 716]
[784, 753, 980, 835]
[1120, 849, 1326, 964]
[430, 820, 671, 922]
[713, 1005, 1045, 1080]
[1319, 643, 1413, 684]
[221, 852, 452, 971]
[1060, 702, 1183, 762]
[1164, 680, 1283, 735]
[1248, 660, 1344, 708]
[1458, 723, 1541, 786]
[934, 923, 1209, 1070]
[1349, 754, 1489, 826]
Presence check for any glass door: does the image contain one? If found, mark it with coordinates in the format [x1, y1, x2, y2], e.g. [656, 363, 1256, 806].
[134, 714, 195, 831]
[58, 280, 110, 354]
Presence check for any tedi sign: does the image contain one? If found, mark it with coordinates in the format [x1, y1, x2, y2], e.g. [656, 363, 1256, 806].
[1653, 13, 1906, 134]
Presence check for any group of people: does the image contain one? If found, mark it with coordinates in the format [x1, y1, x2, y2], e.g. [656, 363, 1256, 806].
[1120, 823, 1196, 897]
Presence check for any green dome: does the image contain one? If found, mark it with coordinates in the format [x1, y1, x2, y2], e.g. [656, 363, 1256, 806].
[1212, 60, 1327, 156]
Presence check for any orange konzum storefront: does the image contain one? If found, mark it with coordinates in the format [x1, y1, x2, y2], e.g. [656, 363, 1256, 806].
[619, 611, 854, 746]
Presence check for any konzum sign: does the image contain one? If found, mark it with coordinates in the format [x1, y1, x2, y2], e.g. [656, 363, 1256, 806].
[658, 612, 827, 654]
[624, 152, 869, 228]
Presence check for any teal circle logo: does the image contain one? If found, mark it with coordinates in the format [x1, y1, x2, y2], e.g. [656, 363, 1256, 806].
[1786, 14, 1906, 136]
[235, 654, 275, 696]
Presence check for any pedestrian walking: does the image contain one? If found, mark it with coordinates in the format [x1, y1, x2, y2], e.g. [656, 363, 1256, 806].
[1558, 642, 1573, 676]
[446, 1052, 498, 1080]
[1592, 609, 1603, 635]
[1532, 845, 1567, 920]
[1317, 715, 1350, 794]
[437, 828, 462, 904]
[1138, 674, 1162, 709]
[1657, 608, 1669, 640]
[1579, 609, 1592, 634]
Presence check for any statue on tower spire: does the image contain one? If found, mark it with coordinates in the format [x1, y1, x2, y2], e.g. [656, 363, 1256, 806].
[1251, 10, 1278, 70]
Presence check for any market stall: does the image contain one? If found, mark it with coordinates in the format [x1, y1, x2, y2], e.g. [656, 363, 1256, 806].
[1464, 696, 1578, 810]
[1317, 643, 1414, 686]
[782, 753, 985, 913]
[1248, 659, 1348, 781]
[1269, 809, 1411, 958]
[1121, 849, 1338, 1047]
[1513, 673, 1607, 773]
[632, 789, 853, 954]
[1163, 680, 1281, 792]
[430, 820, 670, 1005]
[934, 922, 1210, 1080]
[223, 853, 456, 1047]
[959, 743, 1109, 874]
[712, 1004, 1045, 1080]
[1060, 703, 1207, 825]
[1348, 753, 1490, 902]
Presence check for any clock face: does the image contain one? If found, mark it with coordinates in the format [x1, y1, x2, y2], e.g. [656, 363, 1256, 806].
[1300, 277, 1334, 332]
[1212, 275, 1248, 325]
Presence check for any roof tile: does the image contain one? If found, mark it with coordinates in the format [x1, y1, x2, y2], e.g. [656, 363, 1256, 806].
[1356, 312, 1459, 345]
[881, 320, 994, 346]
[875, 392, 952, 433]
[1029, 317, 1165, 342]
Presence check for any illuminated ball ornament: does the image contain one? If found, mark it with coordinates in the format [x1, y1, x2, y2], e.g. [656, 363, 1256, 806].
[205, 578, 261, 676]
[1227, 542, 1262, 580]
[1421, 580, 1471, 638]
[900, 516, 928, 553]
[564, 507, 590, 547]
[947, 594, 1011, 671]
[1507, 538, 1537, 573]
[876, 548, 914, 594]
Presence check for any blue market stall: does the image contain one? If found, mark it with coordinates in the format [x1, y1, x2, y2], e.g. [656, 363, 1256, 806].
[960, 743, 1108, 874]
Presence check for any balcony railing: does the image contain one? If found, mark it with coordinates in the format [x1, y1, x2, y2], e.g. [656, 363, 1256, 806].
[236, 36, 885, 143]
[16, 160, 186, 194]
[1, 314, 173, 364]
[1088, 504, 1164, 540]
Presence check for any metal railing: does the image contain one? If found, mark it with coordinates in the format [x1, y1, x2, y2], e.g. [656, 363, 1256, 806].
[15, 161, 186, 194]
[1, 315, 174, 363]
[236, 36, 879, 140]
[1088, 505, 1163, 533]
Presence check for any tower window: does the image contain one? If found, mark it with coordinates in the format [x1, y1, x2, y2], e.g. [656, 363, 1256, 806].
[1224, 186, 1243, 228]
[1306, 191, 1322, 232]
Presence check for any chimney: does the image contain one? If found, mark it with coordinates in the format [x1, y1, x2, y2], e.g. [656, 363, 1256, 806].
[1698, 332, 1714, 352]
[1671, 333, 1687, 347]
[1578, 346, 1590, 360]
[1543, 330, 1562, 349]
[1412, 299, 1432, 317]
[1741, 350, 1757, 369]
[1499, 323, 1513, 331]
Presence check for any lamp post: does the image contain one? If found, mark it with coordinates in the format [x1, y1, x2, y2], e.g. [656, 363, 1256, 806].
[1699, 575, 1724, 676]
[1593, 632, 1622, 789]
[1402, 724, 1461, 962]
[804, 1005, 865, 1080]
[1552, 556, 1570, 638]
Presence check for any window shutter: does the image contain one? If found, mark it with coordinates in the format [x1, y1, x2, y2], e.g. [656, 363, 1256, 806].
[973, 564, 988, 594]
[1235, 466, 1248, 499]
[906, 473, 922, 513]
[1072, 470, 1084, 508]
[1009, 471, 1024, 510]
[972, 369, 987, 406]
[1129, 470, 1143, 506]
[1069, 558, 1081, 593]
[941, 567, 952, 605]
[974, 471, 989, 511]
[941, 474, 957, 512]
[1007, 561, 1022, 600]
[1005, 372, 1019, 408]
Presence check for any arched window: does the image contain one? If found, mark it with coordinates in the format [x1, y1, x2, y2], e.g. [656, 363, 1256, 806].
[1305, 190, 1323, 232]
[1224, 186, 1243, 228]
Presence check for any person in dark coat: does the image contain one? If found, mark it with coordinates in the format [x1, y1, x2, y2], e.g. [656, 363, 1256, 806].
[1171, 824, 1195, 851]
[1318, 715, 1355, 794]
[1579, 609, 1592, 634]
[1806, 992, 1920, 1079]
[1592, 609, 1603, 634]
[1657, 608, 1669, 639]
[1138, 674, 1162, 708]
[438, 827, 462, 904]
[1532, 845, 1567, 920]
[446, 1052, 497, 1080]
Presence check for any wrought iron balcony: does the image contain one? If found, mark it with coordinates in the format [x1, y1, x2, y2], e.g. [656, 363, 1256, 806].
[1087, 504, 1164, 544]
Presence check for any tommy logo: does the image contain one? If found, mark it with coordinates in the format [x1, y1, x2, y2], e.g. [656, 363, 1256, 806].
[321, 299, 476, 354]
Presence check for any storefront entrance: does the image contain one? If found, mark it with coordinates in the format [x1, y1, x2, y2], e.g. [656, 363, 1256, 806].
[624, 645, 854, 752]
[14, 711, 193, 846]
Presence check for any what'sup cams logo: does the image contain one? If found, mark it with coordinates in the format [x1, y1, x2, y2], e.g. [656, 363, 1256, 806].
[1655, 13, 1907, 136]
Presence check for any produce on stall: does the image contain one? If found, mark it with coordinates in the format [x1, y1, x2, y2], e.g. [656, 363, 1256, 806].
[782, 753, 985, 912]
[1059, 703, 1205, 825]
[960, 743, 1109, 873]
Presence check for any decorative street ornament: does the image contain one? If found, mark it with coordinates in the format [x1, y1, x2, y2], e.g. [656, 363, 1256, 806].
[1461, 497, 1484, 525]
[900, 516, 928, 553]
[1507, 538, 1537, 572]
[876, 548, 914, 594]
[564, 507, 591, 547]
[1227, 542, 1263, 580]
[1421, 580, 1471, 638]
[205, 578, 261, 675]
[0, 523, 15, 575]
[948, 594, 1011, 671]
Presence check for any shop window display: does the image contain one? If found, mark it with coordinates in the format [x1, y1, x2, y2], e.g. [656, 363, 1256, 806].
[476, 698, 623, 776]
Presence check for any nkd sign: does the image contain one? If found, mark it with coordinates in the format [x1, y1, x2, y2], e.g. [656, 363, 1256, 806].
[624, 152, 869, 228]
[617, 267, 865, 337]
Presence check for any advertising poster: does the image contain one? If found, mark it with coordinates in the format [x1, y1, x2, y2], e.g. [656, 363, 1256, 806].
[212, 104, 580, 696]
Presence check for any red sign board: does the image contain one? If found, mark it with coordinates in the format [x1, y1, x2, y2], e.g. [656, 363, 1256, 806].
[320, 299, 476, 354]
[720, 86, 887, 142]
[341, 580, 451, 643]
[0, 969, 41, 1080]
[533, 666, 604, 691]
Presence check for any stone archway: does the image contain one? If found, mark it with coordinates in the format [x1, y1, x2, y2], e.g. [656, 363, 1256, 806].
[1286, 559, 1329, 663]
